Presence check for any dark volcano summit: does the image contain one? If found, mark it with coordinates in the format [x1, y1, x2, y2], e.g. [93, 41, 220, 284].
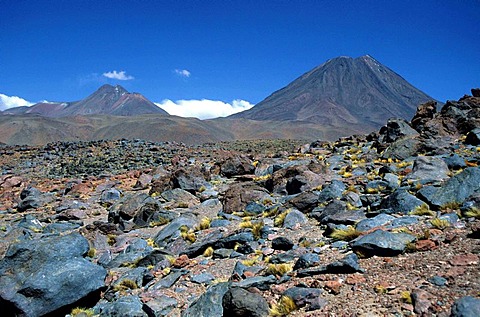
[231, 55, 434, 130]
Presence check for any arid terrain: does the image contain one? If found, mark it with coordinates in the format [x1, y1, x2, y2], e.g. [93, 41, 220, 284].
[1, 91, 479, 316]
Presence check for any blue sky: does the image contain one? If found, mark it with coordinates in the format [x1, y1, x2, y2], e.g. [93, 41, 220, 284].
[1, 0, 479, 118]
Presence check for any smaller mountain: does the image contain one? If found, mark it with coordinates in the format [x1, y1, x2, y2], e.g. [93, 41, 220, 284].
[7, 84, 168, 117]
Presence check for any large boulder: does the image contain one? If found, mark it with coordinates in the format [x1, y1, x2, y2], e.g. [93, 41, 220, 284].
[0, 233, 107, 317]
[182, 282, 230, 317]
[379, 118, 419, 143]
[351, 229, 416, 257]
[411, 101, 437, 132]
[404, 156, 450, 184]
[221, 183, 270, 214]
[426, 167, 480, 208]
[222, 287, 269, 317]
[380, 189, 424, 214]
[450, 296, 480, 317]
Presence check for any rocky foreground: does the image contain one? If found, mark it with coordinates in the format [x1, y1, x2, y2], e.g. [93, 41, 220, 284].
[1, 91, 480, 317]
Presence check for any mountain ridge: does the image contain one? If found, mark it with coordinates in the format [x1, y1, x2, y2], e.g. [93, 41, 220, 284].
[4, 84, 168, 117]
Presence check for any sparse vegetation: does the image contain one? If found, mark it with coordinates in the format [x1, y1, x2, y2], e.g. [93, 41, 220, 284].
[430, 218, 450, 230]
[441, 201, 461, 210]
[195, 217, 211, 231]
[330, 226, 361, 241]
[113, 279, 138, 292]
[401, 291, 412, 304]
[203, 246, 214, 257]
[410, 203, 435, 216]
[265, 263, 293, 277]
[464, 207, 480, 219]
[270, 296, 298, 316]
[70, 307, 95, 317]
[274, 209, 291, 227]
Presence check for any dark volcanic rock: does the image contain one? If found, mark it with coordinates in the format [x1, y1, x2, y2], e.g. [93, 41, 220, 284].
[222, 287, 269, 317]
[450, 296, 480, 317]
[0, 233, 107, 317]
[465, 128, 480, 145]
[95, 295, 148, 317]
[182, 282, 230, 317]
[219, 155, 255, 177]
[380, 118, 419, 143]
[221, 182, 270, 214]
[312, 200, 366, 225]
[380, 189, 424, 214]
[351, 230, 416, 257]
[272, 236, 295, 251]
[426, 167, 480, 208]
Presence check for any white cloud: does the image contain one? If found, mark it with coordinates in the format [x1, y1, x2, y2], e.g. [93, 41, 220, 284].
[155, 99, 254, 120]
[0, 94, 34, 111]
[174, 69, 191, 78]
[102, 70, 134, 80]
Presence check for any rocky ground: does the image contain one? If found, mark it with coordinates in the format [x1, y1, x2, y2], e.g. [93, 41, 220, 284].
[1, 90, 480, 317]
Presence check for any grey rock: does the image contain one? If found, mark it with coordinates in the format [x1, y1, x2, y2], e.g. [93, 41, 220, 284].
[272, 236, 294, 251]
[0, 233, 107, 317]
[283, 209, 308, 229]
[382, 137, 423, 161]
[443, 154, 467, 170]
[318, 180, 346, 203]
[293, 253, 321, 270]
[112, 267, 148, 289]
[405, 156, 449, 184]
[450, 296, 480, 317]
[213, 248, 233, 259]
[312, 200, 366, 225]
[428, 275, 447, 286]
[220, 155, 255, 177]
[381, 118, 419, 143]
[283, 287, 323, 309]
[143, 295, 178, 317]
[182, 282, 230, 317]
[356, 214, 395, 232]
[95, 296, 148, 317]
[154, 216, 196, 248]
[222, 287, 269, 317]
[465, 128, 480, 146]
[388, 215, 420, 228]
[191, 273, 215, 285]
[427, 167, 480, 207]
[101, 188, 122, 205]
[380, 189, 424, 214]
[233, 275, 277, 291]
[297, 253, 364, 277]
[152, 269, 189, 289]
[161, 188, 200, 205]
[351, 229, 416, 257]
[210, 219, 231, 228]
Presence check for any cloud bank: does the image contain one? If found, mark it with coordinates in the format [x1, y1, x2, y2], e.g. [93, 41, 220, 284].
[0, 94, 34, 111]
[103, 70, 134, 80]
[155, 99, 254, 120]
[174, 69, 191, 78]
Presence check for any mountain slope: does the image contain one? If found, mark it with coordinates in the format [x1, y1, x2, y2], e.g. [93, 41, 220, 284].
[10, 84, 168, 117]
[231, 55, 434, 128]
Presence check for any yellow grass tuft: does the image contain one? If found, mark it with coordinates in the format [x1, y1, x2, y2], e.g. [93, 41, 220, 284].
[464, 207, 480, 219]
[330, 226, 361, 241]
[203, 246, 214, 257]
[410, 203, 435, 216]
[71, 307, 95, 317]
[270, 296, 298, 316]
[401, 291, 412, 304]
[274, 209, 291, 227]
[265, 263, 293, 277]
[195, 217, 211, 231]
[430, 218, 450, 230]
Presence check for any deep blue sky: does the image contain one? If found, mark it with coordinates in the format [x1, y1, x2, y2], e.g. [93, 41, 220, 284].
[1, 0, 479, 105]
